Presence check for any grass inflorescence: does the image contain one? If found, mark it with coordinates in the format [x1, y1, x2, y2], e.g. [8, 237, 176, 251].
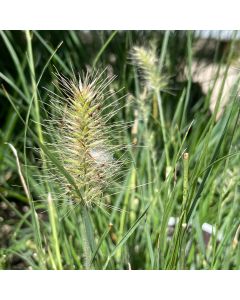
[43, 70, 125, 209]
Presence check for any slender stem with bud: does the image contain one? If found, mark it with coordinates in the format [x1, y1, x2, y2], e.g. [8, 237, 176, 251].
[41, 69, 127, 269]
[131, 46, 171, 173]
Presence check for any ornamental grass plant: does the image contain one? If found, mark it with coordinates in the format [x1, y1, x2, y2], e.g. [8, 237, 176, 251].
[0, 31, 240, 270]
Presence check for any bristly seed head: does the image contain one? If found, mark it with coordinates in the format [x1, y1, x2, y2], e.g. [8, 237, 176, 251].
[44, 69, 126, 209]
[131, 46, 168, 92]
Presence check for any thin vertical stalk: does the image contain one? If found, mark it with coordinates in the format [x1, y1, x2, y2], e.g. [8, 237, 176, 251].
[116, 168, 135, 261]
[166, 152, 189, 269]
[183, 152, 189, 210]
[180, 152, 189, 268]
[158, 30, 170, 73]
[25, 30, 44, 145]
[81, 206, 96, 269]
[156, 91, 170, 169]
[93, 31, 118, 68]
[47, 193, 63, 270]
[6, 143, 45, 269]
[180, 31, 192, 130]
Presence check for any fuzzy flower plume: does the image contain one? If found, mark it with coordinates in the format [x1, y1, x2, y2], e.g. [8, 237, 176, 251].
[44, 70, 123, 208]
[131, 46, 167, 91]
